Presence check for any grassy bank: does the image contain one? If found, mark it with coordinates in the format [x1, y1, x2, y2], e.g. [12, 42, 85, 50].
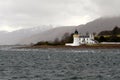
[19, 44, 120, 49]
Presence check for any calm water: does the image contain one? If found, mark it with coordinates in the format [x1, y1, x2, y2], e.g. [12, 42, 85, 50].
[0, 46, 120, 80]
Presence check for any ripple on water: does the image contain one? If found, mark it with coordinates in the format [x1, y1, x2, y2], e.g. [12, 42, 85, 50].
[0, 46, 120, 80]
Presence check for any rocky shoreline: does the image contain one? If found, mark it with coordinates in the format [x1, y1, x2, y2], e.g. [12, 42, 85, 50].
[18, 44, 120, 49]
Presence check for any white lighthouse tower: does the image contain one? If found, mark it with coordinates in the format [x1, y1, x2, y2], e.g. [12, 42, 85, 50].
[65, 29, 80, 46]
[73, 30, 80, 46]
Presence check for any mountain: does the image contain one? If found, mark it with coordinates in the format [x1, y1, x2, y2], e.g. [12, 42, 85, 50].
[0, 26, 52, 45]
[1, 16, 120, 45]
[77, 17, 120, 33]
[20, 26, 76, 44]
[0, 31, 9, 45]
[21, 16, 120, 45]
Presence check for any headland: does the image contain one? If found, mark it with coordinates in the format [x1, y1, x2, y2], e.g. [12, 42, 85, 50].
[18, 44, 120, 49]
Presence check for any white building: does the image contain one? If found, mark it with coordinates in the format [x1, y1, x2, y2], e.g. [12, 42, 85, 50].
[65, 30, 97, 46]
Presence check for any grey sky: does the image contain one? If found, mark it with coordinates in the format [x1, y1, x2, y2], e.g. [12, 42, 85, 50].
[0, 0, 120, 31]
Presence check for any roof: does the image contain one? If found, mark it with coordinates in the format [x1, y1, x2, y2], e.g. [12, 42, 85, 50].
[80, 36, 89, 38]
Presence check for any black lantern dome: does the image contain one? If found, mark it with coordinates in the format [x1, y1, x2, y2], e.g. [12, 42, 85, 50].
[74, 29, 78, 34]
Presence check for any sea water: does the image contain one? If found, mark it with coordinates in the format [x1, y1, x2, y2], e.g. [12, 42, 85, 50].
[0, 46, 120, 80]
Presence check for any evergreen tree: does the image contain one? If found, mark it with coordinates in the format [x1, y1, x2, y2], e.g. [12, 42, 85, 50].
[99, 36, 106, 42]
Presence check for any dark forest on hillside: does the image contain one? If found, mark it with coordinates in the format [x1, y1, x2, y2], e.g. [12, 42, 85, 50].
[34, 26, 120, 46]
[95, 26, 120, 42]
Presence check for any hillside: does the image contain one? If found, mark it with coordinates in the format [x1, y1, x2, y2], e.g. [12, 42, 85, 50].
[20, 26, 76, 44]
[98, 26, 120, 35]
[77, 17, 120, 33]
[0, 26, 52, 45]
[1, 16, 120, 45]
[21, 16, 120, 45]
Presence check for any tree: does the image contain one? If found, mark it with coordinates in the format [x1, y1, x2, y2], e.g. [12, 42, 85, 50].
[61, 33, 70, 43]
[110, 35, 119, 42]
[99, 36, 106, 42]
[60, 32, 73, 44]
[112, 26, 119, 35]
[53, 38, 60, 45]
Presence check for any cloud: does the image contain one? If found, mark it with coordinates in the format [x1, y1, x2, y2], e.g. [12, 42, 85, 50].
[0, 0, 120, 31]
[0, 25, 22, 32]
[92, 0, 120, 17]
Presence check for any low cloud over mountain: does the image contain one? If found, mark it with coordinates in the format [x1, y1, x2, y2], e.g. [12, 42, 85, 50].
[0, 16, 120, 45]
[21, 16, 120, 45]
[0, 26, 52, 45]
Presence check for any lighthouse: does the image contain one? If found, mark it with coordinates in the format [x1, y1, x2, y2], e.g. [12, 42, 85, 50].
[65, 30, 97, 46]
[73, 30, 80, 46]
[65, 29, 80, 46]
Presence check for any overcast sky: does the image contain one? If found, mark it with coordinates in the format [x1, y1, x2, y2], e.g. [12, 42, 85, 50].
[0, 0, 120, 32]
